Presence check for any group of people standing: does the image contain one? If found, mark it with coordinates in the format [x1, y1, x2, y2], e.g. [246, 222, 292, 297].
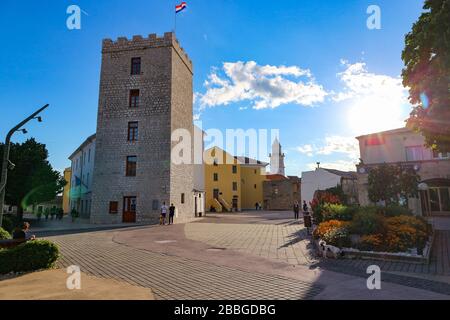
[293, 200, 312, 234]
[159, 202, 176, 225]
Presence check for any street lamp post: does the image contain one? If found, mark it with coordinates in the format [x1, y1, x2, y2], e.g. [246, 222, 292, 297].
[0, 104, 49, 227]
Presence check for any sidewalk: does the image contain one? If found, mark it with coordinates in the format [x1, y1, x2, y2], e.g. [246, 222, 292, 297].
[23, 214, 152, 236]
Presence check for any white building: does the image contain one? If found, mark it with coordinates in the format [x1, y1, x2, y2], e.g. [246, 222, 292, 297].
[193, 125, 205, 217]
[68, 133, 96, 218]
[301, 168, 358, 207]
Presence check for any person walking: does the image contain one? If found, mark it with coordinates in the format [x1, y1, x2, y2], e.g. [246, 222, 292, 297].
[293, 201, 300, 220]
[302, 200, 312, 235]
[168, 203, 175, 225]
[160, 202, 168, 225]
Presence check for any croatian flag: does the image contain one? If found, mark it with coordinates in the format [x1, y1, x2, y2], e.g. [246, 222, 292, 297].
[176, 2, 187, 13]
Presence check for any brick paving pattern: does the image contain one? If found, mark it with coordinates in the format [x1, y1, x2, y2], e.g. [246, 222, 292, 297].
[185, 221, 318, 265]
[186, 221, 450, 276]
[49, 231, 324, 300]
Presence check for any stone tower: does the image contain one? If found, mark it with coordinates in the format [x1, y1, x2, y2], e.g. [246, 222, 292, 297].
[90, 32, 194, 224]
[269, 138, 285, 176]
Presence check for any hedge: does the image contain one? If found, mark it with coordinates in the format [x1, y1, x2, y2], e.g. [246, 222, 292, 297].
[0, 240, 60, 274]
[0, 227, 11, 240]
[1, 216, 17, 234]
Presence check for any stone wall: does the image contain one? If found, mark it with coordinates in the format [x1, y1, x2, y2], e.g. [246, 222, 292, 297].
[263, 177, 301, 211]
[169, 35, 195, 223]
[91, 32, 194, 224]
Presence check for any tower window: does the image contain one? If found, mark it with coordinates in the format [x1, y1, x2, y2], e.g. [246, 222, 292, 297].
[129, 89, 140, 108]
[232, 165, 237, 174]
[213, 173, 218, 181]
[131, 57, 141, 75]
[128, 121, 138, 141]
[181, 193, 185, 204]
[109, 201, 118, 214]
[232, 182, 238, 191]
[126, 156, 137, 176]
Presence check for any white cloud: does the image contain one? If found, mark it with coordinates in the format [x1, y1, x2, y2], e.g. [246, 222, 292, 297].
[333, 61, 407, 103]
[307, 160, 357, 172]
[333, 61, 411, 135]
[297, 135, 359, 160]
[198, 61, 328, 110]
[296, 144, 314, 157]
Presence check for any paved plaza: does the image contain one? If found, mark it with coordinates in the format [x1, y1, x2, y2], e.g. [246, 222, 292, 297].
[187, 212, 450, 277]
[39, 210, 450, 300]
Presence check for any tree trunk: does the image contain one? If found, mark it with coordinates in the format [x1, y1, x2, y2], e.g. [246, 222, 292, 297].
[17, 205, 23, 221]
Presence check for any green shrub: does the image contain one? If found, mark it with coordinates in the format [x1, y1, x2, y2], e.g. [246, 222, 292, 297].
[1, 215, 20, 233]
[1, 216, 13, 233]
[323, 227, 352, 248]
[349, 211, 386, 235]
[0, 240, 60, 274]
[381, 205, 412, 217]
[322, 204, 356, 221]
[311, 203, 324, 224]
[357, 234, 384, 251]
[0, 227, 11, 240]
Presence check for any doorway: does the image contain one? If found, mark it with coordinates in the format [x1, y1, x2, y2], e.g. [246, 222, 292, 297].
[123, 196, 137, 223]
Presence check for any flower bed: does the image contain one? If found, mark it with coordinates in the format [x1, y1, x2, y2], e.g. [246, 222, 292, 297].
[311, 204, 434, 264]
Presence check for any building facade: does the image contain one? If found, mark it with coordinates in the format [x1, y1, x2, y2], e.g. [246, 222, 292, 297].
[193, 126, 206, 217]
[301, 168, 358, 206]
[204, 147, 268, 212]
[356, 127, 450, 216]
[62, 167, 71, 214]
[263, 175, 301, 210]
[90, 32, 195, 224]
[69, 134, 96, 218]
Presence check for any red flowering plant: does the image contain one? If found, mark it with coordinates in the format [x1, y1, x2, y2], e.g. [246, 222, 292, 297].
[310, 191, 341, 224]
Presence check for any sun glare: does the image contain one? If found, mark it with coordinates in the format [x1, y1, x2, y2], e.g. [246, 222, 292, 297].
[347, 97, 408, 136]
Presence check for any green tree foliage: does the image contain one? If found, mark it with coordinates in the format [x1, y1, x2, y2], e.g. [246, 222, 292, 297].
[402, 0, 450, 152]
[0, 138, 66, 219]
[368, 164, 420, 205]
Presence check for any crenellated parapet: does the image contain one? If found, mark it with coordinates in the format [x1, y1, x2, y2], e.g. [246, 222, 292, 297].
[102, 32, 193, 72]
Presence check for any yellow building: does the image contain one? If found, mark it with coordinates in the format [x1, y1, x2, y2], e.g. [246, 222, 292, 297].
[62, 167, 72, 214]
[204, 147, 268, 212]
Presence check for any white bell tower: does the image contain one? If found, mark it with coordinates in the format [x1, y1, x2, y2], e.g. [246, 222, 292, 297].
[269, 138, 285, 176]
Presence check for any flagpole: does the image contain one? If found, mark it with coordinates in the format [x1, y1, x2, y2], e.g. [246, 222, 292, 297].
[174, 1, 176, 34]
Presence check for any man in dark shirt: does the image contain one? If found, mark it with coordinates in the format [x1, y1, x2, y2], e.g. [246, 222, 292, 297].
[168, 204, 176, 225]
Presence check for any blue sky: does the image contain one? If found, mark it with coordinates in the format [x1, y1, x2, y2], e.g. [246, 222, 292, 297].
[0, 0, 425, 175]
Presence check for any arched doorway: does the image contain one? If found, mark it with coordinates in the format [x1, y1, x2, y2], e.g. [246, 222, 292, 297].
[420, 179, 450, 216]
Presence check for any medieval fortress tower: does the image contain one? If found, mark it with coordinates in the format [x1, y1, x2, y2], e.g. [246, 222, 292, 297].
[90, 32, 195, 224]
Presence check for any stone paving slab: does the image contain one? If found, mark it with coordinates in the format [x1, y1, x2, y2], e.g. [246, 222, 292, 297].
[185, 221, 318, 266]
[49, 231, 324, 300]
[186, 217, 450, 277]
